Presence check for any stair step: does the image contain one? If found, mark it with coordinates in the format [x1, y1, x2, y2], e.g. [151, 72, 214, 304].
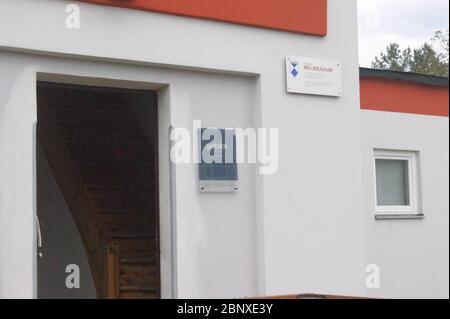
[67, 141, 149, 146]
[67, 142, 153, 163]
[94, 203, 156, 213]
[77, 162, 154, 169]
[111, 237, 156, 258]
[120, 282, 159, 299]
[120, 284, 158, 292]
[119, 256, 156, 264]
[99, 210, 155, 221]
[46, 88, 133, 110]
[119, 293, 158, 299]
[79, 167, 154, 187]
[50, 104, 135, 125]
[87, 185, 154, 191]
[103, 219, 155, 239]
[57, 124, 149, 145]
[89, 187, 156, 198]
[119, 262, 158, 286]
[71, 154, 153, 165]
[108, 229, 156, 240]
[90, 190, 156, 212]
[111, 232, 156, 239]
[55, 120, 135, 127]
[119, 290, 158, 299]
[91, 202, 156, 213]
[98, 209, 155, 215]
[54, 114, 135, 127]
[89, 184, 156, 199]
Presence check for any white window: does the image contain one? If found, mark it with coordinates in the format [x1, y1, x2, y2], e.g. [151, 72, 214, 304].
[373, 150, 420, 216]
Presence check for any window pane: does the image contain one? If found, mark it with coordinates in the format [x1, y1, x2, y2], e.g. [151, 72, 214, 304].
[376, 159, 410, 206]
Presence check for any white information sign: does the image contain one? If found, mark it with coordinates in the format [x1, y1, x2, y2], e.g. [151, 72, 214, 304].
[286, 56, 342, 97]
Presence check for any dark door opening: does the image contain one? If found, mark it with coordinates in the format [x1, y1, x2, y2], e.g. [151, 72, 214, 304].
[36, 82, 160, 299]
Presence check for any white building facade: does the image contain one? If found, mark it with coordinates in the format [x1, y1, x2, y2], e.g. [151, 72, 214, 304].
[0, 0, 448, 299]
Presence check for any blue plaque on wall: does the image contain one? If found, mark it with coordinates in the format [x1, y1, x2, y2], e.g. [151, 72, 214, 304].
[199, 128, 238, 193]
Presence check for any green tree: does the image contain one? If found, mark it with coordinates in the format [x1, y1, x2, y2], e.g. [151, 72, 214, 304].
[410, 43, 448, 77]
[371, 30, 449, 77]
[433, 30, 449, 65]
[371, 43, 411, 72]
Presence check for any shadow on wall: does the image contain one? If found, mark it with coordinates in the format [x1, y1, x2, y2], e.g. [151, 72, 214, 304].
[37, 144, 97, 299]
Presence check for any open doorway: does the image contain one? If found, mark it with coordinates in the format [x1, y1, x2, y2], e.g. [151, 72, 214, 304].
[36, 82, 160, 299]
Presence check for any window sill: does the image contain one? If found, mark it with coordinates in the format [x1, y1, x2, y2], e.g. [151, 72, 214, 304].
[375, 214, 425, 221]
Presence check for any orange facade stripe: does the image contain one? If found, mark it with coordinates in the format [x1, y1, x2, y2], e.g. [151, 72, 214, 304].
[360, 77, 449, 117]
[78, 0, 327, 36]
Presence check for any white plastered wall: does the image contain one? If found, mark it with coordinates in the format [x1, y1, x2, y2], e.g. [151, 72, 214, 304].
[0, 0, 367, 298]
[361, 110, 449, 299]
[0, 51, 259, 299]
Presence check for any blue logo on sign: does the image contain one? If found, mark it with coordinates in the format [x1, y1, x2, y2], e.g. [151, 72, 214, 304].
[290, 62, 299, 78]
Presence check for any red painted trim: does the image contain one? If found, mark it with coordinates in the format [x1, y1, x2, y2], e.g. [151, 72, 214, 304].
[360, 77, 449, 117]
[77, 0, 327, 36]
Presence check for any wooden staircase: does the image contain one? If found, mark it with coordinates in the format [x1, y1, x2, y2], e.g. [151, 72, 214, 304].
[37, 83, 160, 299]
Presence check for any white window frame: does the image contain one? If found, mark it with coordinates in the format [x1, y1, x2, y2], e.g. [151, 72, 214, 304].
[373, 149, 420, 216]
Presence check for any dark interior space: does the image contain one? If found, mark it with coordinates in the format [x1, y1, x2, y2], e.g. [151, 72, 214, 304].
[36, 82, 160, 299]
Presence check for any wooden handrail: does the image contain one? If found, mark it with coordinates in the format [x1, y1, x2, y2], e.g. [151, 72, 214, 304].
[104, 243, 120, 299]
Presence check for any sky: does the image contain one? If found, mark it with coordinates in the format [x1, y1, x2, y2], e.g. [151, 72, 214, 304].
[358, 0, 449, 67]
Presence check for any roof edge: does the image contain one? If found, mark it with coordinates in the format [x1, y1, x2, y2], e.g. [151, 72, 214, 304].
[360, 67, 449, 87]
